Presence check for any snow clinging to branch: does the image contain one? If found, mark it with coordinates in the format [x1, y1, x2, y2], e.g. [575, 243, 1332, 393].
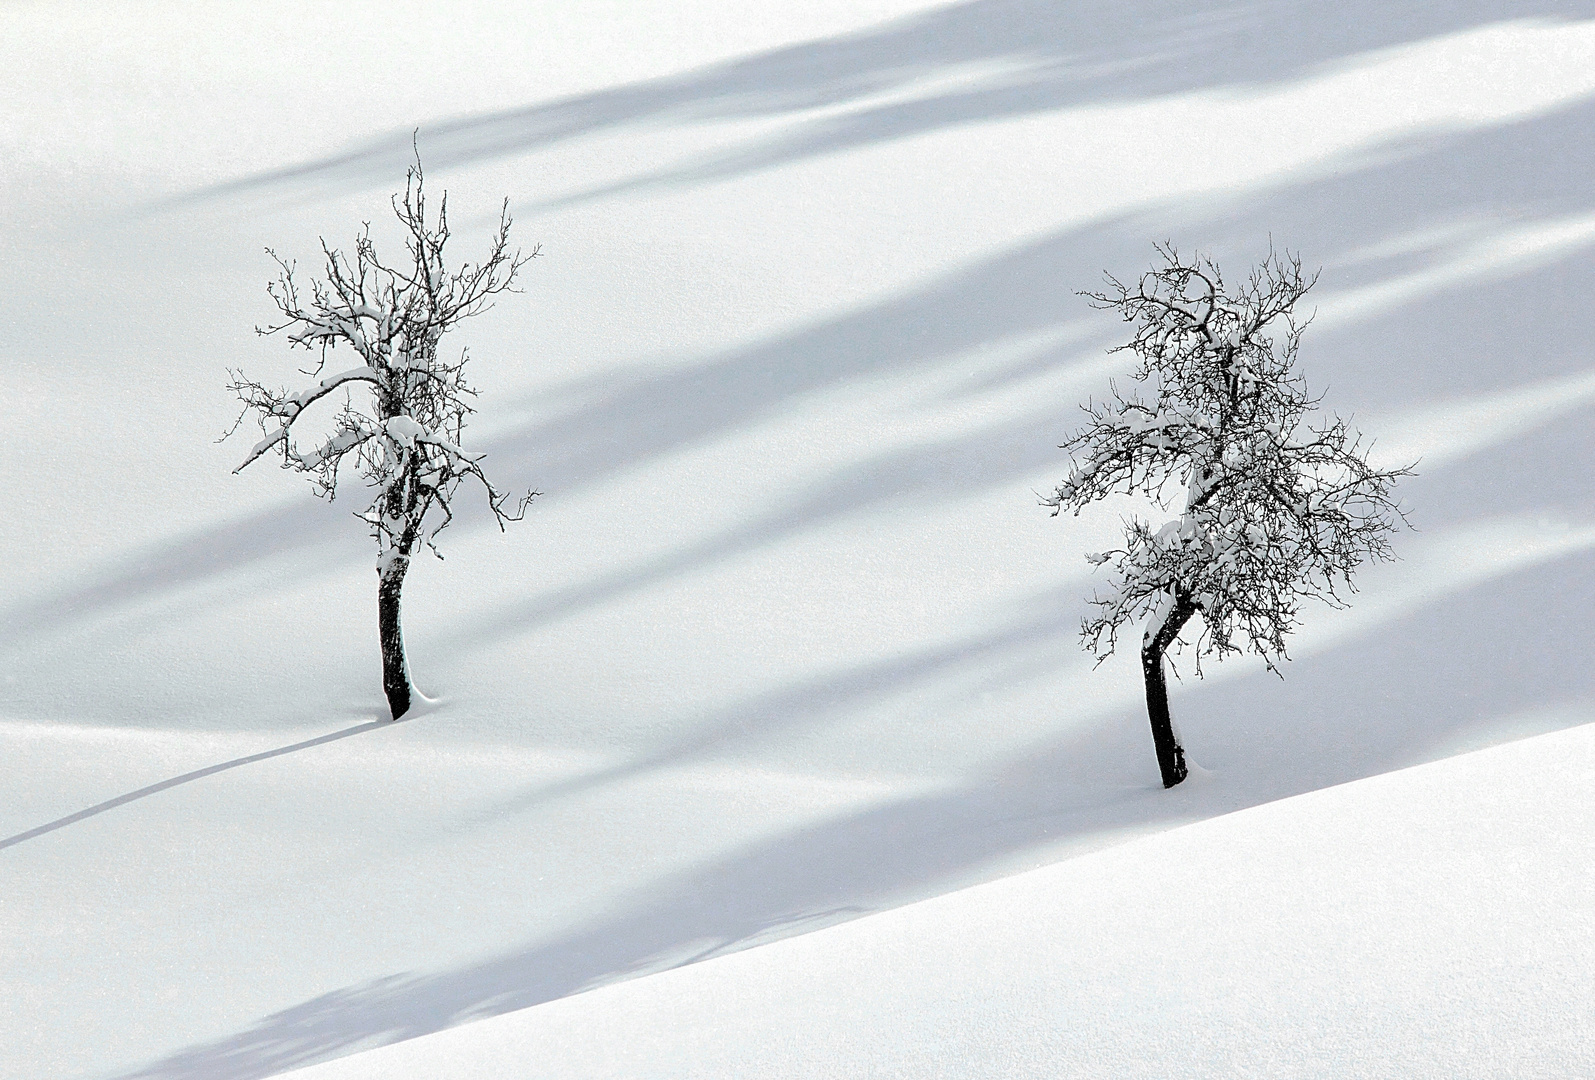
[225, 152, 539, 578]
[1045, 244, 1412, 674]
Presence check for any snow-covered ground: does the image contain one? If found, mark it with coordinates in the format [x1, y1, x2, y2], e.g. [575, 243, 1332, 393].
[3, 2, 1593, 1077]
[285, 724, 1595, 1080]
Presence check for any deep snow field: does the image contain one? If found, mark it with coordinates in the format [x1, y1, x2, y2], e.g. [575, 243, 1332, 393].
[4, 3, 1594, 1077]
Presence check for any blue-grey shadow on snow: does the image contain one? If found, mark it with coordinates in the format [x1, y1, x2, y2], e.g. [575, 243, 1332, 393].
[414, 94, 1595, 655]
[13, 92, 1595, 709]
[116, 542, 1595, 1080]
[449, 584, 1096, 827]
[444, 372, 1595, 823]
[79, 17, 1595, 1077]
[175, 0, 1595, 205]
[0, 498, 354, 652]
[431, 402, 1098, 653]
[0, 721, 386, 853]
[0, 215, 1111, 655]
[108, 167, 1595, 1070]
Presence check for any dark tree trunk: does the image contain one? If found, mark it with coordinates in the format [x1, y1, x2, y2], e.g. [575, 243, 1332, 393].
[378, 555, 413, 720]
[1141, 592, 1198, 788]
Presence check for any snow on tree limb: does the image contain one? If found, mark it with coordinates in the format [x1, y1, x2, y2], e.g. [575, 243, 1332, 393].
[225, 148, 540, 575]
[227, 365, 384, 473]
[1045, 244, 1413, 675]
[224, 144, 540, 720]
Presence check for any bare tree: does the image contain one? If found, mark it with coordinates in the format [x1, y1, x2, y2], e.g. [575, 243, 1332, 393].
[228, 155, 536, 719]
[1045, 245, 1411, 787]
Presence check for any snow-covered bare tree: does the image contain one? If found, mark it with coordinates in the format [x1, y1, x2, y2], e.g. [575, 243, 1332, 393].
[227, 156, 536, 720]
[1045, 245, 1410, 787]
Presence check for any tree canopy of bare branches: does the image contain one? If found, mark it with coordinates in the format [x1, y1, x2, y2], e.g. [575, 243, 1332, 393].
[1045, 245, 1411, 787]
[227, 154, 537, 719]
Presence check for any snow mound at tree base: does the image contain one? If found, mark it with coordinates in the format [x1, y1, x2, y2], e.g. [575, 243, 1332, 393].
[283, 721, 1595, 1080]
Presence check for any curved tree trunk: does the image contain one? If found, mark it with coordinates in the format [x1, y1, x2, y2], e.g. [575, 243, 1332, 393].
[1141, 591, 1198, 788]
[378, 554, 414, 720]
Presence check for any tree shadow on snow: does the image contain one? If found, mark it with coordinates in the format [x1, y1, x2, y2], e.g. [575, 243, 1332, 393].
[14, 95, 1595, 669]
[177, 0, 1595, 204]
[15, 9, 1595, 1076]
[421, 95, 1595, 654]
[116, 543, 1595, 1080]
[0, 721, 387, 853]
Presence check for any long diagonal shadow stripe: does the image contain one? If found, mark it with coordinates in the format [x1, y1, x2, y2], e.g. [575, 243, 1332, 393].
[0, 721, 386, 852]
[171, 0, 1595, 204]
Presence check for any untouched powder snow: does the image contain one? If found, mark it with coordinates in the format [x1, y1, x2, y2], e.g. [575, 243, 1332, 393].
[283, 723, 1595, 1079]
[4, 2, 1595, 1078]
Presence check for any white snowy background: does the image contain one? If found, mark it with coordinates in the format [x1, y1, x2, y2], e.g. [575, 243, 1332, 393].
[2, 2, 1593, 1077]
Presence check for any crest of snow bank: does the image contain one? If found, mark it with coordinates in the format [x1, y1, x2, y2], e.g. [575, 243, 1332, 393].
[276, 721, 1595, 1080]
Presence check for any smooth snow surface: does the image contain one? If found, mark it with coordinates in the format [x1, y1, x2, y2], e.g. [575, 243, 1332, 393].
[3, 2, 1595, 1078]
[285, 724, 1595, 1080]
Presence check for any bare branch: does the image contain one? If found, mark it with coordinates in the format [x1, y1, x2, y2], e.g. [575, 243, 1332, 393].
[227, 152, 539, 573]
[1050, 245, 1413, 673]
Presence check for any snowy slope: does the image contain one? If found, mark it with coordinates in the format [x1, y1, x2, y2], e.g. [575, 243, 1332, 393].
[3, 2, 1595, 1078]
[282, 722, 1595, 1080]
